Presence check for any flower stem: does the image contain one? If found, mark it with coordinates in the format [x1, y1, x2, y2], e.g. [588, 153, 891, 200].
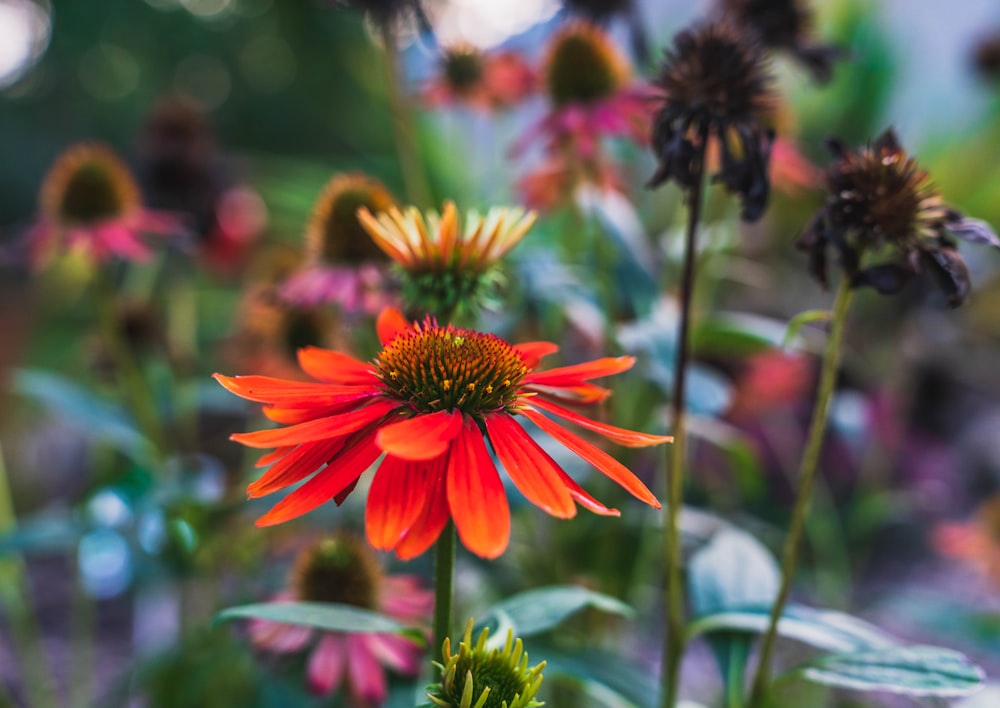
[0, 444, 58, 708]
[94, 270, 166, 456]
[432, 521, 456, 661]
[661, 137, 708, 708]
[382, 27, 432, 208]
[747, 278, 854, 707]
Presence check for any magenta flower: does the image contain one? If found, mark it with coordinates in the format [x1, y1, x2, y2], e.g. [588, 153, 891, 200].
[249, 534, 432, 702]
[29, 143, 178, 267]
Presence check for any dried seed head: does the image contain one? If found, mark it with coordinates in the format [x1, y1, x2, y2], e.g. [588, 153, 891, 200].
[544, 22, 629, 107]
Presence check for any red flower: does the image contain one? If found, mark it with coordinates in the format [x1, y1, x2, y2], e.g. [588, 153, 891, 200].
[216, 309, 668, 559]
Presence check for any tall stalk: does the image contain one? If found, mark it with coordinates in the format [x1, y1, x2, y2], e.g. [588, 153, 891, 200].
[432, 521, 456, 660]
[661, 136, 708, 708]
[381, 27, 432, 208]
[748, 278, 854, 706]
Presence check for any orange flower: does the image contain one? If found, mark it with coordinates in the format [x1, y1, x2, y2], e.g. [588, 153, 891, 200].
[216, 308, 668, 559]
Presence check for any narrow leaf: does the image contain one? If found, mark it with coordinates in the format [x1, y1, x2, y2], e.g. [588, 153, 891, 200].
[215, 602, 405, 634]
[478, 585, 634, 638]
[799, 645, 984, 697]
[783, 309, 832, 349]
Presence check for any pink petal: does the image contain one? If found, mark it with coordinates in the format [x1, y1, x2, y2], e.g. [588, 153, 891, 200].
[362, 633, 422, 675]
[346, 633, 387, 703]
[307, 633, 347, 696]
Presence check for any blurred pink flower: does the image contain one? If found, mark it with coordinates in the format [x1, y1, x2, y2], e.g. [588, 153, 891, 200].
[933, 496, 1000, 587]
[249, 535, 432, 703]
[29, 143, 179, 267]
[423, 44, 537, 111]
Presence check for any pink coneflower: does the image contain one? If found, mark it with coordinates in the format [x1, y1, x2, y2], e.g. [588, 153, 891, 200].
[279, 173, 397, 314]
[519, 22, 652, 159]
[29, 143, 178, 267]
[423, 44, 537, 111]
[933, 496, 1000, 588]
[249, 533, 432, 703]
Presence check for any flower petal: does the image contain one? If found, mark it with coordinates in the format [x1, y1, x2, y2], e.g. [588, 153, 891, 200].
[347, 633, 387, 703]
[376, 410, 463, 461]
[247, 438, 346, 498]
[520, 407, 660, 509]
[230, 400, 396, 449]
[363, 633, 422, 675]
[255, 429, 382, 527]
[553, 467, 620, 517]
[485, 413, 575, 518]
[524, 356, 635, 387]
[376, 307, 412, 345]
[296, 347, 379, 385]
[214, 373, 376, 406]
[394, 463, 450, 561]
[307, 634, 347, 696]
[512, 341, 559, 369]
[366, 454, 446, 551]
[527, 397, 673, 448]
[447, 417, 510, 559]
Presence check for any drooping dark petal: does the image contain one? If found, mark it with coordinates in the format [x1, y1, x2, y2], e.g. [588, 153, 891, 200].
[713, 124, 773, 222]
[945, 212, 1000, 249]
[796, 212, 829, 287]
[826, 227, 859, 277]
[851, 262, 916, 296]
[873, 126, 901, 153]
[922, 247, 971, 308]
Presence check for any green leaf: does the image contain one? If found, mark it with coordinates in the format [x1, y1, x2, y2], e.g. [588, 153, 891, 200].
[782, 309, 832, 349]
[687, 604, 896, 653]
[215, 602, 405, 634]
[479, 585, 634, 638]
[687, 527, 779, 703]
[693, 313, 792, 358]
[0, 514, 83, 556]
[540, 646, 658, 707]
[798, 645, 984, 697]
[11, 369, 153, 463]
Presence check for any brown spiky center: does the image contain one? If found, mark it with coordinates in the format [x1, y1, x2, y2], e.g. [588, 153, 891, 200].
[45, 149, 139, 226]
[307, 179, 393, 264]
[443, 46, 485, 94]
[374, 324, 527, 415]
[292, 536, 381, 609]
[828, 145, 946, 251]
[657, 24, 773, 123]
[545, 25, 626, 106]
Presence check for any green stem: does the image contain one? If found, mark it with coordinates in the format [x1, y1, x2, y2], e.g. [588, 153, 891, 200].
[382, 27, 432, 208]
[0, 444, 58, 708]
[69, 557, 94, 708]
[94, 270, 166, 456]
[661, 136, 707, 708]
[432, 521, 456, 661]
[747, 278, 854, 707]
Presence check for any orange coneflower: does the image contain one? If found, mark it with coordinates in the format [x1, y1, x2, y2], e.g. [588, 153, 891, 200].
[216, 308, 668, 560]
[30, 143, 178, 267]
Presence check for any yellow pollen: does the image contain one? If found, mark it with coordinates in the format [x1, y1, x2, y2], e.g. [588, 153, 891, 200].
[443, 380, 452, 391]
[486, 385, 493, 393]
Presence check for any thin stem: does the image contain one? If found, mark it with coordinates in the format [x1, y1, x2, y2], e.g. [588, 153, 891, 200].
[747, 278, 854, 707]
[94, 271, 166, 456]
[661, 137, 708, 708]
[0, 444, 58, 708]
[432, 521, 456, 661]
[69, 557, 95, 708]
[382, 27, 432, 208]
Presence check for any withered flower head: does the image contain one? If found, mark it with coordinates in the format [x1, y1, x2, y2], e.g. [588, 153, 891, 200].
[972, 31, 1000, 82]
[648, 22, 776, 222]
[440, 44, 486, 98]
[562, 0, 632, 23]
[306, 173, 396, 265]
[719, 0, 842, 83]
[330, 0, 431, 34]
[140, 93, 213, 192]
[798, 128, 1000, 307]
[544, 22, 630, 107]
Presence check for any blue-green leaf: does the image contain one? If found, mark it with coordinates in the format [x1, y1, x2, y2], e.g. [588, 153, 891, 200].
[11, 369, 153, 463]
[687, 604, 896, 653]
[798, 645, 984, 697]
[479, 585, 634, 638]
[215, 602, 405, 634]
[540, 646, 658, 707]
[687, 527, 779, 700]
